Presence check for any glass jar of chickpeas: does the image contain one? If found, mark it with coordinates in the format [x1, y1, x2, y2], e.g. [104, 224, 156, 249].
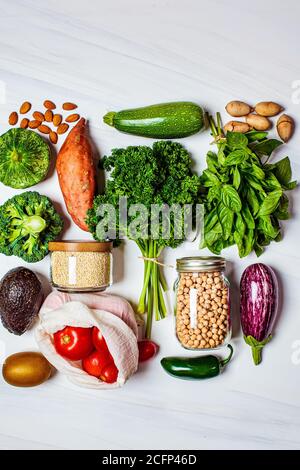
[175, 257, 231, 351]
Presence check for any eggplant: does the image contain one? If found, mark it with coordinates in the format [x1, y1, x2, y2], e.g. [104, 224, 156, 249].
[240, 263, 278, 365]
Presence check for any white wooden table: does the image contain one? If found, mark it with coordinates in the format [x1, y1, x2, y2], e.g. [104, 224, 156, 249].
[0, 0, 299, 450]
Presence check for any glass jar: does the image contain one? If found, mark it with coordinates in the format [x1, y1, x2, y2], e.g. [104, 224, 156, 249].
[175, 257, 231, 351]
[49, 241, 113, 293]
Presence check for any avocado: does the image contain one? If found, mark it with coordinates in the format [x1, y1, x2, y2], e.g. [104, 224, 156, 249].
[0, 267, 44, 335]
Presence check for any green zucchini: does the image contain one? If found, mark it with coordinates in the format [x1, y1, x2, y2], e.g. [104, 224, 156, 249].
[103, 101, 205, 139]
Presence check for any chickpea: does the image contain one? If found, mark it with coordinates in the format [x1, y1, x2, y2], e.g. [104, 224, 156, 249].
[202, 327, 208, 334]
[207, 331, 213, 338]
[191, 334, 196, 341]
[184, 319, 189, 326]
[197, 334, 202, 340]
[209, 339, 215, 347]
[178, 294, 184, 302]
[186, 279, 193, 288]
[214, 276, 220, 284]
[200, 339, 206, 347]
[195, 328, 200, 335]
[213, 334, 219, 341]
[194, 340, 200, 347]
[207, 277, 213, 285]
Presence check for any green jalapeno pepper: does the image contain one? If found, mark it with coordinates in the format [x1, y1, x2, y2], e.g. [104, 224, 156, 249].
[161, 344, 233, 380]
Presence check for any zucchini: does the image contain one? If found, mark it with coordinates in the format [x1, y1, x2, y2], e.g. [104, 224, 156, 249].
[103, 101, 205, 139]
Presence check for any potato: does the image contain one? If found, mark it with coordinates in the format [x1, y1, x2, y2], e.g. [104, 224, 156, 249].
[276, 114, 294, 142]
[56, 118, 96, 232]
[225, 100, 252, 117]
[2, 352, 52, 387]
[245, 114, 271, 131]
[255, 101, 283, 117]
[224, 121, 252, 133]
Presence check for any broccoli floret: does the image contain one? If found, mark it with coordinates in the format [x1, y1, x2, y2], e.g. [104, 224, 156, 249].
[0, 191, 63, 263]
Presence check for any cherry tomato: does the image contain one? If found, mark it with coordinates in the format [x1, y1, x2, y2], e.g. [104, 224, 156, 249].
[100, 362, 118, 384]
[53, 326, 94, 361]
[82, 350, 113, 378]
[138, 340, 159, 362]
[92, 327, 110, 355]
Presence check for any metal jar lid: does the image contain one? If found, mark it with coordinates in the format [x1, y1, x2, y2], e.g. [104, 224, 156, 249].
[176, 256, 226, 273]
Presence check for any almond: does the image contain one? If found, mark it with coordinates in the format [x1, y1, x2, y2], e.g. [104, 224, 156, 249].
[33, 111, 45, 122]
[62, 102, 77, 111]
[38, 124, 51, 134]
[53, 114, 62, 127]
[8, 112, 18, 126]
[225, 100, 252, 117]
[45, 109, 53, 122]
[49, 131, 58, 144]
[44, 100, 56, 110]
[19, 101, 32, 114]
[65, 113, 80, 123]
[20, 118, 29, 129]
[29, 120, 41, 129]
[57, 123, 69, 134]
[246, 113, 271, 131]
[255, 101, 283, 117]
[224, 121, 252, 133]
[276, 114, 294, 142]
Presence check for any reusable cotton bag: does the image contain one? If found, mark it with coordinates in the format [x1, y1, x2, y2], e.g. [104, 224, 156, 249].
[35, 291, 139, 389]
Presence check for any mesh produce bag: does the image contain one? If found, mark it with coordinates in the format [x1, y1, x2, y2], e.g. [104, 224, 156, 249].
[35, 291, 139, 389]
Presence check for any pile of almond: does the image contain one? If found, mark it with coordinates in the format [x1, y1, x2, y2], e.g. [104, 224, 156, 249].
[8, 101, 80, 144]
[224, 100, 294, 142]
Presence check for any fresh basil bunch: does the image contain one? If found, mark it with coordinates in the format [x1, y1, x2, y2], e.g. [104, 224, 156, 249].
[200, 127, 297, 257]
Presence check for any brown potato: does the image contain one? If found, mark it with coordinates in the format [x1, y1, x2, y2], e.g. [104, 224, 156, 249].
[2, 352, 52, 387]
[224, 121, 252, 133]
[225, 100, 252, 117]
[255, 101, 283, 117]
[276, 114, 294, 142]
[245, 114, 271, 131]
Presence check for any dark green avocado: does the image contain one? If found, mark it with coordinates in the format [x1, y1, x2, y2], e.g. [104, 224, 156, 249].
[0, 267, 44, 335]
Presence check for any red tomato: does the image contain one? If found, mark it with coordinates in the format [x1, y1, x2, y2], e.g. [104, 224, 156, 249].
[138, 340, 159, 362]
[92, 327, 110, 355]
[82, 350, 113, 378]
[100, 362, 118, 384]
[53, 326, 94, 361]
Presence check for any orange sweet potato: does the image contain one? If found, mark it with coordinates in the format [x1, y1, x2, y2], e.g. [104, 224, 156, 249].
[56, 118, 96, 231]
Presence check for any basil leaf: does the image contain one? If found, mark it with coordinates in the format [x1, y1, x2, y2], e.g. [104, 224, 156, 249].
[217, 143, 226, 166]
[201, 169, 220, 187]
[250, 164, 265, 180]
[258, 216, 280, 239]
[204, 208, 218, 232]
[246, 187, 260, 216]
[245, 174, 264, 192]
[246, 130, 268, 143]
[274, 194, 290, 220]
[253, 139, 283, 157]
[285, 180, 297, 190]
[221, 185, 242, 213]
[242, 204, 255, 229]
[233, 166, 241, 189]
[209, 239, 224, 255]
[217, 203, 234, 240]
[206, 151, 219, 174]
[254, 243, 264, 257]
[263, 173, 282, 190]
[273, 157, 291, 185]
[205, 222, 222, 246]
[207, 186, 221, 202]
[224, 149, 246, 166]
[226, 132, 248, 150]
[235, 213, 246, 237]
[258, 189, 282, 216]
[243, 229, 255, 257]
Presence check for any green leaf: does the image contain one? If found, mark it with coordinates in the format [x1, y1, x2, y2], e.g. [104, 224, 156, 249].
[245, 175, 264, 192]
[254, 243, 264, 257]
[217, 203, 234, 240]
[235, 213, 246, 238]
[250, 164, 265, 180]
[258, 189, 282, 216]
[263, 173, 282, 190]
[273, 157, 291, 185]
[206, 152, 219, 174]
[217, 143, 226, 166]
[204, 207, 219, 232]
[246, 130, 268, 143]
[224, 149, 247, 166]
[205, 222, 222, 246]
[246, 187, 260, 216]
[233, 166, 241, 190]
[207, 185, 221, 202]
[258, 216, 280, 239]
[209, 239, 224, 255]
[201, 169, 220, 187]
[242, 204, 255, 229]
[274, 194, 290, 220]
[221, 185, 242, 213]
[285, 180, 297, 190]
[226, 132, 248, 150]
[243, 229, 255, 257]
[253, 139, 283, 157]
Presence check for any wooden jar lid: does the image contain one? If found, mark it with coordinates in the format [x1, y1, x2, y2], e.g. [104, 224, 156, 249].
[48, 240, 113, 253]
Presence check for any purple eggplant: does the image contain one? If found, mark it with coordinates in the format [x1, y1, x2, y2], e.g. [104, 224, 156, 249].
[240, 263, 278, 365]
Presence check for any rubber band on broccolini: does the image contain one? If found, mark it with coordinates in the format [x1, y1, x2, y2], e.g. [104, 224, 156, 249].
[0, 191, 63, 263]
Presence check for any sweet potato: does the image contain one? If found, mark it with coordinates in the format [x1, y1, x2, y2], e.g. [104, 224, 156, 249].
[56, 118, 96, 231]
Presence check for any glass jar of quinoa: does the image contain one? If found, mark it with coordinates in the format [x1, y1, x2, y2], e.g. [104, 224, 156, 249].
[175, 257, 231, 351]
[49, 241, 113, 292]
